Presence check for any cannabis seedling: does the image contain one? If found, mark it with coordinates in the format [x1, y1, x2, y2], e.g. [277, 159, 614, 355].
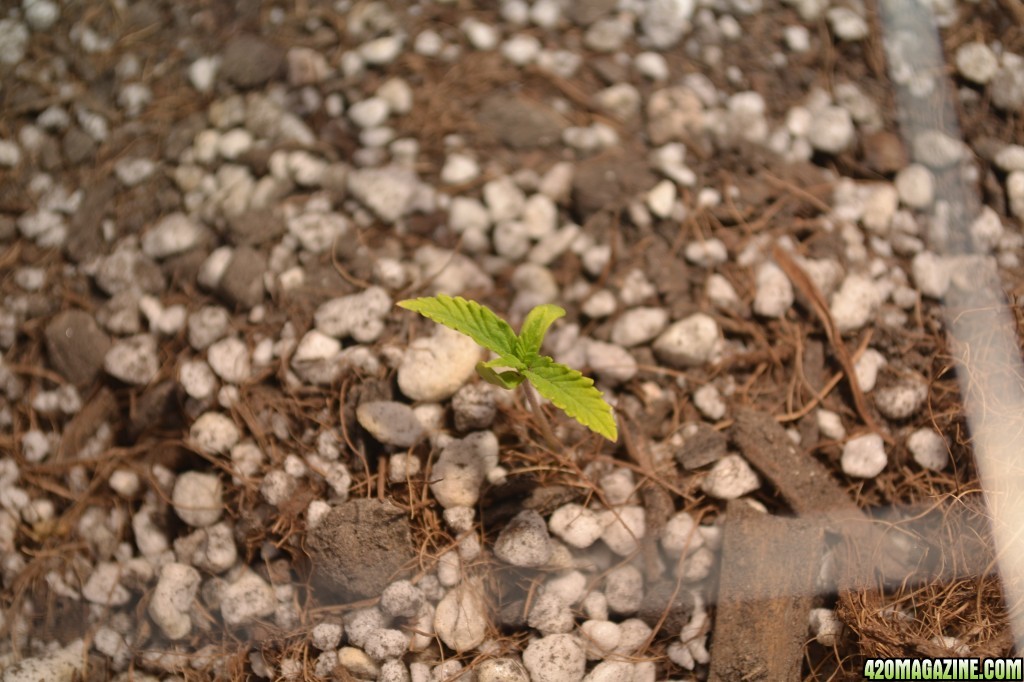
[397, 295, 618, 444]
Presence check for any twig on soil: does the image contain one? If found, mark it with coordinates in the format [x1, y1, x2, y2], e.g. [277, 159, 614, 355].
[771, 244, 889, 442]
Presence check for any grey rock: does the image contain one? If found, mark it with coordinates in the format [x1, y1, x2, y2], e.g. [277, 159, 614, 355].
[95, 248, 166, 296]
[221, 570, 276, 625]
[676, 423, 727, 469]
[477, 658, 530, 682]
[494, 510, 552, 567]
[225, 209, 286, 247]
[356, 401, 424, 447]
[477, 93, 568, 149]
[221, 35, 284, 88]
[452, 383, 497, 432]
[45, 310, 110, 387]
[874, 372, 928, 420]
[992, 62, 1024, 112]
[218, 246, 266, 309]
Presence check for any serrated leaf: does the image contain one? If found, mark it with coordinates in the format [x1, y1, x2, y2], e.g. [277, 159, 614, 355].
[476, 362, 525, 390]
[480, 355, 527, 371]
[397, 295, 518, 358]
[516, 304, 566, 357]
[522, 356, 618, 442]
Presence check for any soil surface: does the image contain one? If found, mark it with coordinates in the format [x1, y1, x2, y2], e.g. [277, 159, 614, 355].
[1, 0, 1022, 681]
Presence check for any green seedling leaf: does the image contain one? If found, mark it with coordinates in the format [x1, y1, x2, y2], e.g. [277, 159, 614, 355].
[475, 362, 525, 390]
[521, 356, 618, 442]
[516, 304, 566, 357]
[397, 295, 518, 358]
[396, 296, 618, 442]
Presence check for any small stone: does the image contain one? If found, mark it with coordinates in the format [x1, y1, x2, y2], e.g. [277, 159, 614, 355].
[528, 592, 575, 635]
[148, 563, 201, 639]
[907, 428, 948, 471]
[462, 18, 500, 50]
[347, 165, 420, 224]
[219, 247, 266, 309]
[338, 647, 380, 680]
[807, 608, 844, 647]
[398, 327, 481, 402]
[172, 471, 223, 527]
[586, 341, 637, 385]
[610, 307, 668, 348]
[1007, 171, 1024, 219]
[501, 34, 541, 65]
[827, 7, 868, 41]
[693, 384, 726, 421]
[348, 97, 391, 129]
[830, 274, 880, 333]
[653, 313, 721, 368]
[548, 504, 605, 549]
[440, 153, 480, 185]
[599, 505, 645, 556]
[357, 401, 425, 447]
[752, 261, 794, 318]
[82, 562, 131, 606]
[604, 564, 643, 614]
[311, 622, 344, 651]
[221, 570, 276, 625]
[874, 373, 928, 420]
[104, 334, 160, 385]
[913, 130, 965, 169]
[477, 658, 530, 682]
[895, 164, 934, 209]
[817, 409, 846, 441]
[314, 287, 392, 343]
[360, 35, 404, 65]
[635, 52, 669, 80]
[189, 56, 220, 92]
[287, 46, 330, 86]
[955, 42, 999, 84]
[911, 251, 950, 299]
[291, 330, 342, 385]
[221, 35, 284, 88]
[434, 581, 488, 652]
[308, 498, 415, 600]
[207, 337, 251, 384]
[992, 61, 1024, 112]
[841, 433, 887, 478]
[700, 454, 759, 499]
[189, 411, 240, 455]
[646, 180, 676, 218]
[141, 213, 203, 259]
[855, 349, 887, 393]
[45, 310, 110, 387]
[807, 106, 855, 154]
[523, 635, 586, 682]
[364, 628, 409, 661]
[381, 579, 425, 618]
[452, 383, 497, 432]
[494, 510, 552, 567]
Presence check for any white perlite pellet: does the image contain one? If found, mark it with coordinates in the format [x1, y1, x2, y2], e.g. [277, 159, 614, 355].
[434, 581, 488, 652]
[522, 634, 586, 682]
[599, 505, 646, 556]
[172, 471, 223, 527]
[701, 454, 760, 499]
[548, 504, 606, 549]
[753, 261, 794, 318]
[148, 563, 201, 639]
[494, 510, 553, 567]
[907, 428, 949, 471]
[841, 433, 887, 478]
[189, 411, 240, 455]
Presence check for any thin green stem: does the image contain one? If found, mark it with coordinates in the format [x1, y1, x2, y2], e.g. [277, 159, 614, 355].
[521, 381, 562, 451]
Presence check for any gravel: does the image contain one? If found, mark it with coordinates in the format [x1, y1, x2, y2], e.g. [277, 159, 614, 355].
[0, 1, 1012, 678]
